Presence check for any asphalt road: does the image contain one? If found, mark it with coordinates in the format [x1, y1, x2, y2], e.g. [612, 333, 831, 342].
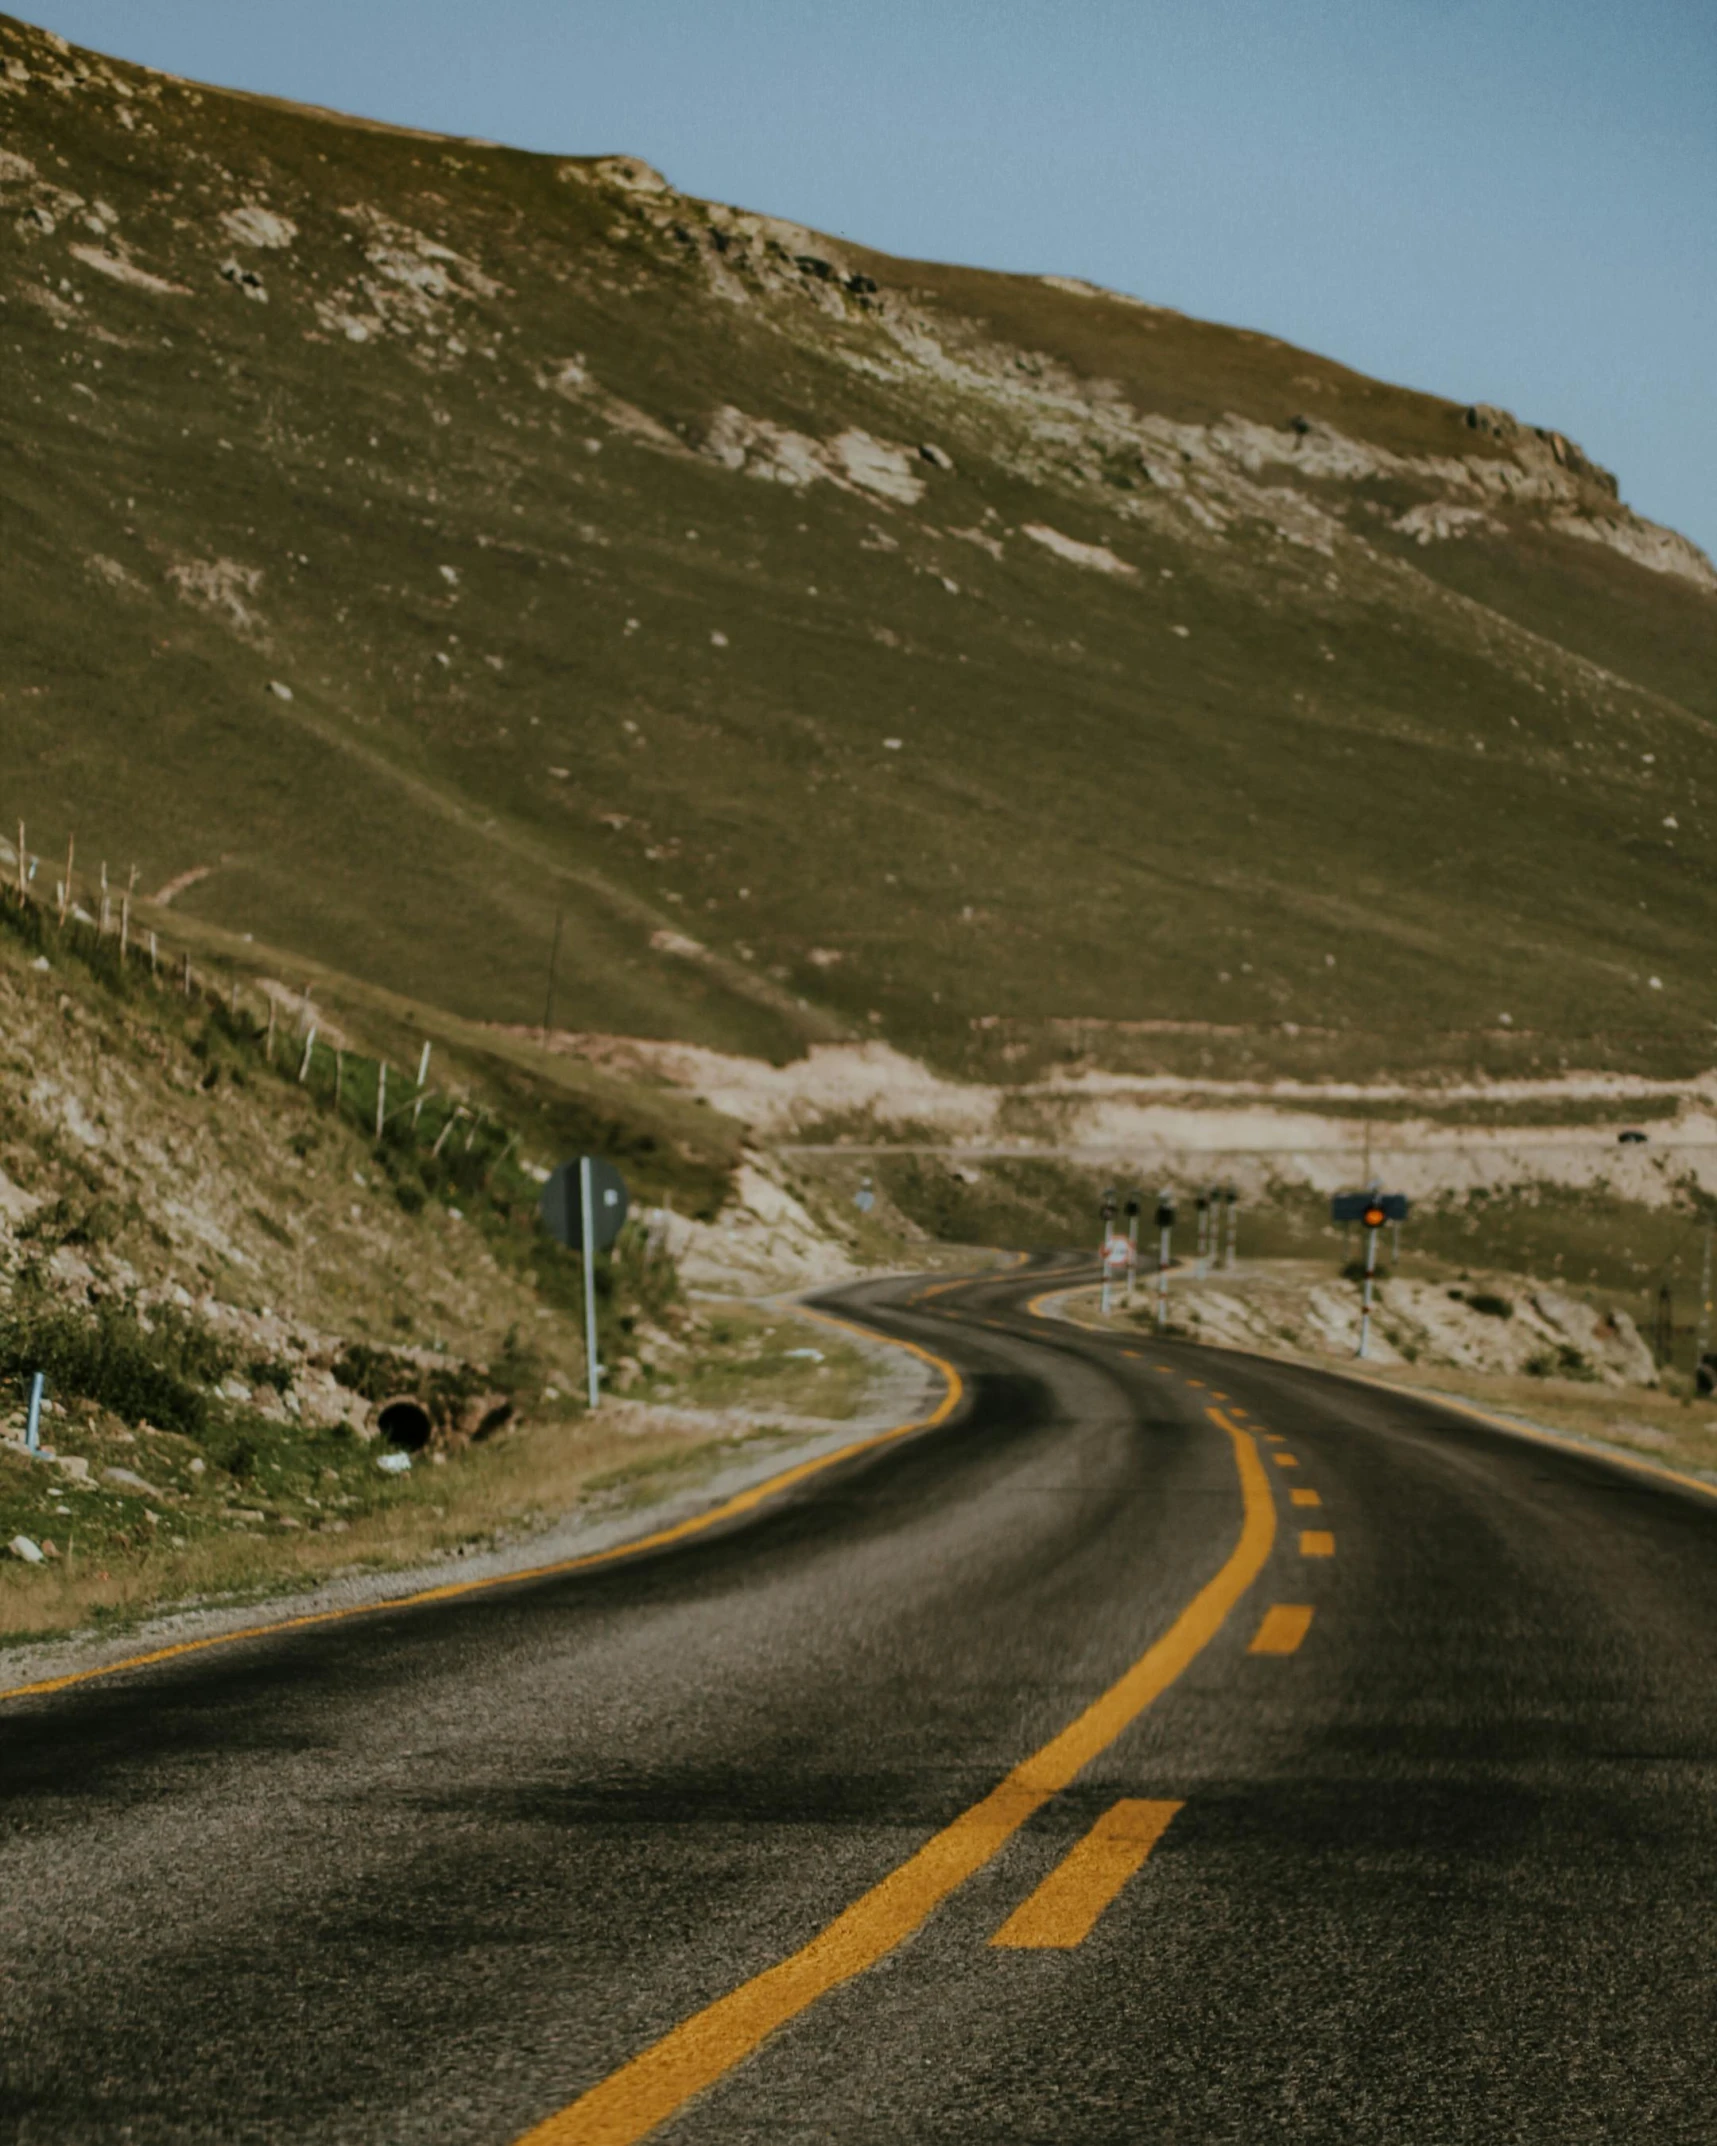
[3, 1254, 1716, 2145]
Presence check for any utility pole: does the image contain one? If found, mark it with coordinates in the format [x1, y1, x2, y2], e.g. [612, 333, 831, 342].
[1698, 1225, 1713, 1370]
[543, 909, 564, 1035]
[1099, 1186, 1118, 1316]
[1224, 1186, 1238, 1271]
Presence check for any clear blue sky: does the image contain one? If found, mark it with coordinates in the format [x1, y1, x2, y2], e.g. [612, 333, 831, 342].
[25, 0, 1717, 558]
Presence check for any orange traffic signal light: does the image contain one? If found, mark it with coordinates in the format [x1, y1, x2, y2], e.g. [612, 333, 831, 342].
[1362, 1203, 1386, 1230]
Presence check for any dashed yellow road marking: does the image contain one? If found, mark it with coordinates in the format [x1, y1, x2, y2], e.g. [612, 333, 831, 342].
[1271, 1452, 1300, 1469]
[990, 1800, 1184, 1950]
[1298, 1530, 1335, 1558]
[1289, 1489, 1322, 1508]
[512, 1407, 1275, 2146]
[1248, 1605, 1314, 1654]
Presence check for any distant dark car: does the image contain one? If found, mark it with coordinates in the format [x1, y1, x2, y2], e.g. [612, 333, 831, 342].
[1617, 1129, 1650, 1145]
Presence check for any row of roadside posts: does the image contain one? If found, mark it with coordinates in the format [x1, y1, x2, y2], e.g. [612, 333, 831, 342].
[538, 1156, 630, 1408]
[1098, 1185, 1241, 1326]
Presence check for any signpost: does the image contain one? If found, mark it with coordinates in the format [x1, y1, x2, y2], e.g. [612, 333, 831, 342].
[540, 1157, 630, 1408]
[1331, 1188, 1409, 1358]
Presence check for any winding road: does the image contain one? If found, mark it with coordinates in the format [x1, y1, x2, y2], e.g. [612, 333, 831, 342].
[3, 1255, 1715, 2144]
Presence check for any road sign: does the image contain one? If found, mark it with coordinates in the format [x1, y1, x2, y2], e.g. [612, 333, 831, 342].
[540, 1157, 630, 1252]
[1331, 1191, 1408, 1225]
[1104, 1237, 1134, 1273]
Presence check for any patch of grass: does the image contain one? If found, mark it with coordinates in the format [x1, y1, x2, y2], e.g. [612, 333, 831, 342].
[666, 1305, 870, 1419]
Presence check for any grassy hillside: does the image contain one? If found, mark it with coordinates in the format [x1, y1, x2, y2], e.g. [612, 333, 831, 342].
[2, 12, 1715, 1085]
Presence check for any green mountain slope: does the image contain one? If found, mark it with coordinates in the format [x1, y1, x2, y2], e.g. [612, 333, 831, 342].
[3, 13, 1714, 1084]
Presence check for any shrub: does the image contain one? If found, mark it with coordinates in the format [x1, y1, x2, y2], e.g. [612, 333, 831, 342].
[1526, 1344, 1598, 1382]
[0, 1289, 229, 1435]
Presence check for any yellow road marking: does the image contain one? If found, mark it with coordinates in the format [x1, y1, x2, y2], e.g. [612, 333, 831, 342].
[1123, 1349, 1142, 1359]
[989, 1799, 1184, 1950]
[1299, 1530, 1335, 1558]
[1271, 1452, 1299, 1469]
[1249, 1604, 1314, 1654]
[1189, 1332, 1717, 1511]
[1, 1308, 961, 1708]
[1289, 1489, 1322, 1508]
[513, 1407, 1275, 2146]
[1185, 1379, 1205, 1389]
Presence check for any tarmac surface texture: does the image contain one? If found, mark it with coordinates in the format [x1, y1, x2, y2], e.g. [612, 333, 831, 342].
[3, 1254, 1714, 2144]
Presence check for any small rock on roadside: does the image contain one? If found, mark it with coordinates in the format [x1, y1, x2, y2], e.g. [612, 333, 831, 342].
[8, 1535, 45, 1565]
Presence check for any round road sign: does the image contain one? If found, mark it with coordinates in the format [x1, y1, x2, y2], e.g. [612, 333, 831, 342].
[539, 1157, 630, 1253]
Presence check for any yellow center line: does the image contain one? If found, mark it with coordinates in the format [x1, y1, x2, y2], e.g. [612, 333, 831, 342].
[989, 1799, 1184, 1950]
[1, 1309, 961, 1708]
[1298, 1530, 1335, 1557]
[1248, 1604, 1314, 1654]
[1289, 1488, 1322, 1508]
[514, 1406, 1276, 2146]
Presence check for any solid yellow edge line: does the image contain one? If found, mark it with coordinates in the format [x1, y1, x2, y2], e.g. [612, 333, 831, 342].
[989, 1797, 1184, 1949]
[0, 1308, 963, 1708]
[514, 1405, 1275, 2146]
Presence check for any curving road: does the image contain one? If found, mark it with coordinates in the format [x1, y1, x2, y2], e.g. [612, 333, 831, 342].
[3, 1254, 1715, 2144]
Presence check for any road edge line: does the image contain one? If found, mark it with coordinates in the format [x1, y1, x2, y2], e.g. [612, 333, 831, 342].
[1026, 1282, 1717, 1510]
[0, 1314, 964, 1708]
